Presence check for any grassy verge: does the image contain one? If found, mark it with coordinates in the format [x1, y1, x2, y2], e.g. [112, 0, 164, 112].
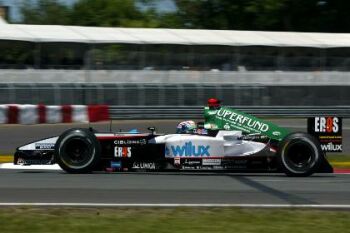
[0, 207, 350, 233]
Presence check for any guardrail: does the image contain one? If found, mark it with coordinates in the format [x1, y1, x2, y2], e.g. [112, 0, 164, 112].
[1, 83, 350, 107]
[109, 106, 350, 119]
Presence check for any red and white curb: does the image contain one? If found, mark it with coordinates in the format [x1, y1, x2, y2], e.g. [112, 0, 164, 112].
[333, 168, 350, 174]
[0, 104, 109, 124]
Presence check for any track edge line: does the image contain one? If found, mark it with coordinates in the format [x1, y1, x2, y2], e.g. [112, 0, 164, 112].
[1, 203, 350, 209]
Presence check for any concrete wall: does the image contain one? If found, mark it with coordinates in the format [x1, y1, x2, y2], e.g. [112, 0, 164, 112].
[0, 70, 349, 85]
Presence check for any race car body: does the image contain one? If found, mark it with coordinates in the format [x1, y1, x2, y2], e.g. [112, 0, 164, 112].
[13, 107, 333, 176]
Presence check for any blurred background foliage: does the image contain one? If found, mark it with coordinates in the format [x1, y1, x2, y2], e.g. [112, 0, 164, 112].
[18, 0, 350, 32]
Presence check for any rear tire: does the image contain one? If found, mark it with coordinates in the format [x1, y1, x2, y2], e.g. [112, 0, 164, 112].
[55, 128, 100, 173]
[277, 132, 323, 177]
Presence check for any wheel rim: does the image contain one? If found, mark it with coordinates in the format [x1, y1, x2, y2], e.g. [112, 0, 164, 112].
[60, 137, 95, 169]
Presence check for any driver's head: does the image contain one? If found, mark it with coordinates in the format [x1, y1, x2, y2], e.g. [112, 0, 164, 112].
[176, 120, 197, 134]
[207, 98, 221, 110]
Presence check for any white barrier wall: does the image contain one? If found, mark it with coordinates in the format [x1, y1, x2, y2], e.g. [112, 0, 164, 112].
[0, 70, 350, 85]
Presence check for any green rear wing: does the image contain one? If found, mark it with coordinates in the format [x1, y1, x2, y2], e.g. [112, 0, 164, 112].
[204, 106, 289, 141]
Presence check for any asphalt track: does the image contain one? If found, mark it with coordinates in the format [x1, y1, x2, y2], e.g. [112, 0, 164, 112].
[0, 169, 350, 205]
[0, 119, 349, 206]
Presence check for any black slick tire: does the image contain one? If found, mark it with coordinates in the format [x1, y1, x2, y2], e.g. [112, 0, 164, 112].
[277, 132, 323, 177]
[54, 128, 100, 173]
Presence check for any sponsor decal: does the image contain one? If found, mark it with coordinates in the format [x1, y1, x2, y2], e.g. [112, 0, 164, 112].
[308, 117, 342, 152]
[114, 147, 132, 158]
[314, 116, 340, 133]
[202, 159, 221, 166]
[183, 160, 201, 166]
[240, 134, 268, 141]
[224, 124, 231, 130]
[321, 142, 342, 152]
[166, 142, 210, 157]
[17, 159, 52, 165]
[217, 108, 269, 133]
[110, 161, 122, 169]
[35, 143, 55, 150]
[132, 162, 156, 169]
[174, 157, 181, 165]
[181, 165, 224, 170]
[272, 131, 281, 136]
[114, 139, 147, 145]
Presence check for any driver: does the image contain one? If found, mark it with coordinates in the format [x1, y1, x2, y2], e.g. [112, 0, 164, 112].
[176, 120, 197, 134]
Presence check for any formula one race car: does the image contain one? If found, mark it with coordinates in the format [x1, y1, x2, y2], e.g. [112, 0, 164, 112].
[13, 106, 333, 176]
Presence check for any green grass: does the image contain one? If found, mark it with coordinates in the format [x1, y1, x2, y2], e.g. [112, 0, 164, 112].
[0, 207, 350, 233]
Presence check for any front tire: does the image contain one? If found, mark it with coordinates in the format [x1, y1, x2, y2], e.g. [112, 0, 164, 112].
[277, 132, 323, 177]
[55, 128, 100, 173]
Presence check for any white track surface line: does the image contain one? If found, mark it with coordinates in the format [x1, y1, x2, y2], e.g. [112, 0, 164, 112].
[0, 163, 61, 170]
[0, 203, 350, 208]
